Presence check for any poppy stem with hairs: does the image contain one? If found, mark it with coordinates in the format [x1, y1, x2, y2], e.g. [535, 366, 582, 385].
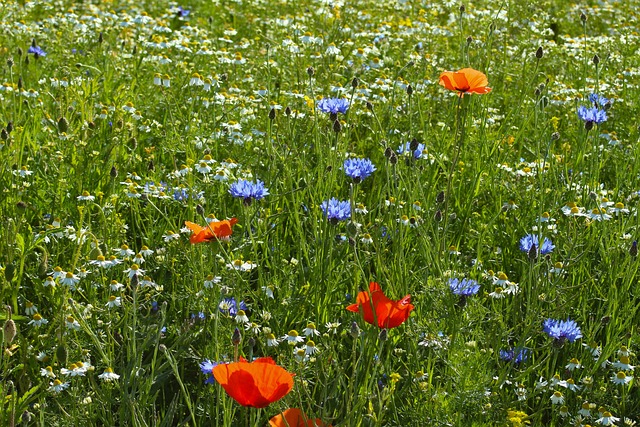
[442, 95, 469, 253]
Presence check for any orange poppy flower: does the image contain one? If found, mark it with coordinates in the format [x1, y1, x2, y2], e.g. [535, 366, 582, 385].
[269, 408, 332, 427]
[439, 68, 491, 96]
[346, 282, 414, 329]
[184, 218, 238, 244]
[212, 357, 294, 408]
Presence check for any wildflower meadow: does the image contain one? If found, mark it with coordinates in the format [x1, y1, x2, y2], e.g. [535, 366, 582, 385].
[1, 0, 640, 425]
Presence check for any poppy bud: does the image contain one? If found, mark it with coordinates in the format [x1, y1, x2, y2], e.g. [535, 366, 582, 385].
[459, 4, 465, 13]
[58, 117, 68, 133]
[306, 66, 315, 77]
[366, 101, 373, 110]
[6, 58, 14, 68]
[536, 47, 543, 58]
[592, 54, 599, 65]
[350, 321, 360, 338]
[56, 344, 68, 364]
[268, 108, 276, 121]
[630, 240, 638, 257]
[436, 190, 445, 204]
[534, 88, 541, 97]
[384, 147, 393, 158]
[110, 166, 117, 178]
[285, 106, 292, 116]
[466, 36, 473, 45]
[333, 119, 342, 133]
[388, 153, 397, 165]
[6, 122, 13, 133]
[232, 327, 242, 345]
[580, 12, 587, 22]
[584, 120, 594, 131]
[527, 243, 538, 261]
[406, 84, 413, 96]
[352, 77, 359, 88]
[434, 209, 442, 222]
[17, 47, 23, 57]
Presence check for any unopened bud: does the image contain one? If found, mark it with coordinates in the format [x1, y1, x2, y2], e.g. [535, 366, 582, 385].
[232, 327, 242, 345]
[98, 32, 104, 44]
[592, 54, 599, 65]
[350, 321, 360, 338]
[580, 12, 587, 22]
[459, 5, 465, 13]
[58, 117, 68, 133]
[366, 101, 373, 110]
[436, 191, 445, 204]
[536, 47, 543, 59]
[630, 240, 638, 257]
[196, 204, 204, 215]
[384, 147, 393, 158]
[434, 210, 442, 222]
[527, 244, 538, 261]
[378, 328, 388, 342]
[388, 153, 397, 165]
[269, 108, 276, 121]
[406, 84, 413, 96]
[352, 77, 359, 88]
[333, 119, 342, 133]
[306, 66, 315, 77]
[285, 106, 292, 116]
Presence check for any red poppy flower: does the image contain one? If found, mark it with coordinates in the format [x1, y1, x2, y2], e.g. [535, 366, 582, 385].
[439, 68, 491, 96]
[212, 357, 294, 408]
[184, 218, 237, 244]
[346, 282, 414, 329]
[269, 408, 332, 427]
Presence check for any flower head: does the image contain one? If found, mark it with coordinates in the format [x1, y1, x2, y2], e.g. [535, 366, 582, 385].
[320, 198, 351, 223]
[184, 219, 237, 243]
[269, 408, 332, 427]
[499, 347, 530, 364]
[343, 158, 376, 183]
[439, 68, 491, 96]
[397, 141, 426, 159]
[28, 45, 47, 57]
[448, 278, 480, 296]
[229, 179, 269, 204]
[346, 282, 414, 329]
[543, 318, 582, 344]
[219, 297, 247, 317]
[578, 105, 607, 125]
[213, 357, 294, 408]
[200, 359, 220, 384]
[519, 234, 554, 256]
[317, 98, 349, 115]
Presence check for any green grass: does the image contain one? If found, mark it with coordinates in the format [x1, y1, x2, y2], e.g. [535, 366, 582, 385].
[1, 0, 639, 425]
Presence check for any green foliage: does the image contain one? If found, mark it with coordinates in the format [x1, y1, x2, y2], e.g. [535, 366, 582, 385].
[0, 0, 639, 425]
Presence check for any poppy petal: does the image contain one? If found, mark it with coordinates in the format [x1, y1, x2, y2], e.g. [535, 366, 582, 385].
[451, 72, 470, 92]
[269, 408, 306, 427]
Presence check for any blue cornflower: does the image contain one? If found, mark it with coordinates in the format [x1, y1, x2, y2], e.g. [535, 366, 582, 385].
[191, 312, 206, 321]
[499, 347, 530, 364]
[177, 6, 190, 17]
[543, 318, 582, 344]
[577, 105, 607, 125]
[397, 142, 426, 159]
[448, 278, 480, 296]
[173, 187, 189, 201]
[320, 198, 351, 223]
[519, 234, 554, 255]
[219, 297, 247, 317]
[588, 93, 611, 109]
[199, 359, 220, 384]
[343, 158, 376, 183]
[229, 179, 269, 204]
[317, 98, 349, 115]
[27, 45, 46, 57]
